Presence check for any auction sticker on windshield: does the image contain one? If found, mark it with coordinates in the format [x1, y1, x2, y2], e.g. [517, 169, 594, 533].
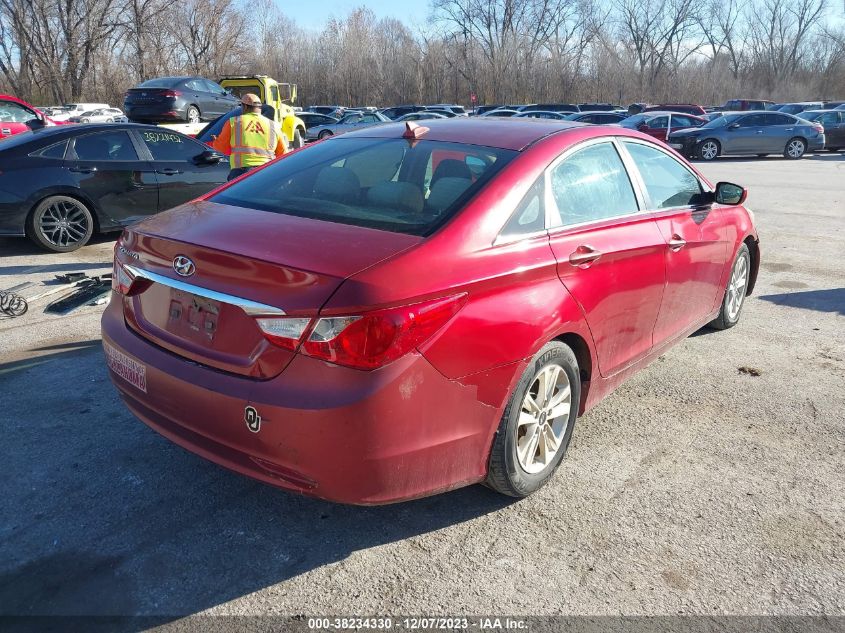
[104, 341, 147, 392]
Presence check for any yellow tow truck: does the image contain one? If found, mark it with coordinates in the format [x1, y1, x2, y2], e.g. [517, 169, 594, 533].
[218, 75, 306, 149]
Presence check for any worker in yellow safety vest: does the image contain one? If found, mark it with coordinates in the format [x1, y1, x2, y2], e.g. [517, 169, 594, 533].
[212, 93, 288, 180]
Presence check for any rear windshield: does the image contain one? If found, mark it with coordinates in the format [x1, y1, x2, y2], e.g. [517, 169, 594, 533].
[137, 78, 180, 89]
[211, 137, 516, 236]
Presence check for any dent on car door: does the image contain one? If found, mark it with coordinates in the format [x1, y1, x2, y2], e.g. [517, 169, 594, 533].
[135, 129, 228, 211]
[546, 140, 666, 377]
[621, 140, 728, 343]
[66, 130, 158, 227]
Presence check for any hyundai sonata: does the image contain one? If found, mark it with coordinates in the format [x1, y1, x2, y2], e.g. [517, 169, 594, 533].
[102, 118, 760, 504]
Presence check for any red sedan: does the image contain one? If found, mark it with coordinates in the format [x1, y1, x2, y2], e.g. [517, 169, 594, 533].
[0, 94, 58, 139]
[102, 118, 760, 504]
[619, 111, 708, 142]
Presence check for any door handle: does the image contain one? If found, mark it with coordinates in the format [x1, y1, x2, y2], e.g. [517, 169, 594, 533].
[568, 245, 602, 267]
[755, 130, 763, 134]
[69, 166, 97, 174]
[156, 168, 183, 176]
[668, 234, 687, 251]
[785, 128, 793, 132]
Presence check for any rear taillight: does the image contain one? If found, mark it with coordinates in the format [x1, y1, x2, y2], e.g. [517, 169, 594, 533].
[813, 123, 824, 133]
[163, 90, 181, 98]
[112, 258, 135, 295]
[255, 294, 467, 370]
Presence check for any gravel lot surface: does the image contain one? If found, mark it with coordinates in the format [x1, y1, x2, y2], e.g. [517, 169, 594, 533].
[1, 154, 843, 619]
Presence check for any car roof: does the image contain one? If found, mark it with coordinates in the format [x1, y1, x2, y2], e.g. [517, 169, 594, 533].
[336, 117, 585, 151]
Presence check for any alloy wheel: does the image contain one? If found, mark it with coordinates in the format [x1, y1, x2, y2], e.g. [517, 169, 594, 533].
[516, 364, 572, 474]
[787, 139, 805, 158]
[38, 198, 91, 248]
[726, 253, 749, 321]
[187, 107, 200, 123]
[701, 141, 718, 160]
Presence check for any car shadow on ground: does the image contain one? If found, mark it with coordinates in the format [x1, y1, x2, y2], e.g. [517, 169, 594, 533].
[0, 343, 514, 619]
[759, 288, 845, 316]
[0, 233, 116, 263]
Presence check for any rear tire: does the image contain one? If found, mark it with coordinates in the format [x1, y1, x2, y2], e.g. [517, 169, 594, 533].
[698, 139, 720, 161]
[292, 128, 304, 149]
[186, 106, 201, 124]
[318, 130, 333, 140]
[709, 243, 751, 330]
[486, 342, 580, 498]
[26, 195, 95, 253]
[784, 137, 806, 159]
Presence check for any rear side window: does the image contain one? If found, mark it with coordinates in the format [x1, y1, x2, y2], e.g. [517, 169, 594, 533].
[549, 142, 639, 227]
[500, 178, 545, 239]
[33, 140, 67, 159]
[623, 142, 703, 209]
[212, 137, 516, 236]
[766, 114, 794, 125]
[71, 131, 138, 161]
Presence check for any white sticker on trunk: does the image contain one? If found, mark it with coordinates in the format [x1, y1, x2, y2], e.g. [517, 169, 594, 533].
[104, 341, 147, 393]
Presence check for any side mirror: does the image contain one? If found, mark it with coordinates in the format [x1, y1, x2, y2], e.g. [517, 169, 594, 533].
[715, 181, 747, 205]
[196, 149, 226, 164]
[728, 123, 740, 129]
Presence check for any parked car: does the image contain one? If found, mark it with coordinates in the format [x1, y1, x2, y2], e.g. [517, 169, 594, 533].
[49, 103, 110, 122]
[777, 102, 824, 115]
[308, 105, 346, 118]
[395, 112, 449, 122]
[68, 107, 127, 123]
[515, 111, 569, 120]
[124, 77, 239, 123]
[618, 111, 707, 141]
[642, 104, 707, 116]
[424, 109, 458, 118]
[305, 111, 391, 140]
[102, 117, 760, 504]
[481, 109, 519, 117]
[722, 99, 775, 111]
[0, 94, 56, 140]
[577, 103, 618, 112]
[564, 111, 627, 124]
[518, 103, 580, 113]
[822, 100, 845, 109]
[378, 105, 426, 120]
[426, 104, 468, 116]
[0, 124, 228, 251]
[473, 105, 503, 116]
[295, 112, 340, 131]
[798, 110, 845, 151]
[836, 104, 845, 111]
[667, 111, 825, 160]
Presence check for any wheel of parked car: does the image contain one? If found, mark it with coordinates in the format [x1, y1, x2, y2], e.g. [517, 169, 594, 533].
[486, 341, 580, 497]
[709, 243, 751, 330]
[106, 118, 113, 123]
[784, 137, 806, 159]
[26, 195, 95, 253]
[698, 139, 720, 161]
[81, 118, 90, 123]
[318, 130, 333, 140]
[292, 128, 304, 149]
[186, 106, 201, 124]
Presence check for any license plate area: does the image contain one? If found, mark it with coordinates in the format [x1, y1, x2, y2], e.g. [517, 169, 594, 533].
[104, 340, 147, 392]
[168, 289, 220, 343]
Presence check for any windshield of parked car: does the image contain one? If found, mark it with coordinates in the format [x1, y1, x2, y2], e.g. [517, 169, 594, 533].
[211, 137, 516, 236]
[701, 115, 735, 128]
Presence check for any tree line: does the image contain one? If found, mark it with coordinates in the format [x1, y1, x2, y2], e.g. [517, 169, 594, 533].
[0, 0, 842, 109]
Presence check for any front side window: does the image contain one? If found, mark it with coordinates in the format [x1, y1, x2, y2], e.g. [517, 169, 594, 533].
[139, 129, 203, 161]
[212, 138, 515, 236]
[623, 141, 704, 209]
[71, 131, 138, 161]
[548, 142, 639, 227]
[0, 101, 37, 123]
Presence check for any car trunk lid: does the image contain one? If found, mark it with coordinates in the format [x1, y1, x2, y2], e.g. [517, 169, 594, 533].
[118, 201, 422, 378]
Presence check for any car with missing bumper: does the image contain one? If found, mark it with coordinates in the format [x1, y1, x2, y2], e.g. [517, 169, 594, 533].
[102, 118, 760, 505]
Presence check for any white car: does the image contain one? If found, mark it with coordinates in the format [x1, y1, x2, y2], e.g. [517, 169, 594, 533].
[50, 103, 111, 122]
[68, 108, 126, 123]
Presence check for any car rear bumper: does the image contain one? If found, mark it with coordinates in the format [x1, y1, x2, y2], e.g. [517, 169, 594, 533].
[101, 296, 497, 505]
[124, 104, 186, 121]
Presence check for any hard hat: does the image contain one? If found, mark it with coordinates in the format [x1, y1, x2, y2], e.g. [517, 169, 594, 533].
[241, 93, 262, 107]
